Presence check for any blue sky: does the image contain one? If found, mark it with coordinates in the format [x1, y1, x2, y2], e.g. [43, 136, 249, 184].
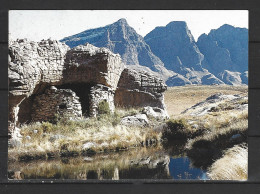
[9, 10, 248, 41]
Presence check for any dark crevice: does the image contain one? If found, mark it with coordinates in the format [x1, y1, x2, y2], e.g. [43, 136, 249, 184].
[57, 83, 95, 117]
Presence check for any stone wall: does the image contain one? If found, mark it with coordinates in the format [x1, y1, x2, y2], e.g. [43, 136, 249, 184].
[115, 68, 167, 109]
[89, 84, 115, 117]
[31, 86, 82, 122]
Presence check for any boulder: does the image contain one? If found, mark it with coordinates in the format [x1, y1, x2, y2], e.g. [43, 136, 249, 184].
[82, 142, 96, 150]
[142, 106, 169, 120]
[120, 114, 149, 126]
[9, 138, 21, 148]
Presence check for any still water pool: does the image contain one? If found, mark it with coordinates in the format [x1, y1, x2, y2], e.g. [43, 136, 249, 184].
[8, 146, 208, 180]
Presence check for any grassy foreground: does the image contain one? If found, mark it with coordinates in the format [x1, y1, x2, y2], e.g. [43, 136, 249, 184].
[9, 109, 161, 162]
[207, 144, 248, 180]
[9, 85, 248, 180]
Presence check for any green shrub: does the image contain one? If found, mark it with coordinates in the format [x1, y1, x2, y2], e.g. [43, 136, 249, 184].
[111, 111, 121, 126]
[162, 118, 203, 141]
[97, 100, 111, 115]
[167, 119, 188, 131]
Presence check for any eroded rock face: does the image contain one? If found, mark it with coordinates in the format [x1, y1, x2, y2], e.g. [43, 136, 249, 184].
[89, 84, 115, 117]
[8, 39, 123, 129]
[9, 39, 69, 99]
[63, 44, 124, 90]
[115, 68, 167, 109]
[31, 87, 82, 122]
[9, 39, 167, 138]
[9, 39, 69, 137]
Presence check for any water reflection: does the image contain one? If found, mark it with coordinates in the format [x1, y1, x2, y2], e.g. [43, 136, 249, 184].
[169, 157, 208, 180]
[8, 147, 208, 180]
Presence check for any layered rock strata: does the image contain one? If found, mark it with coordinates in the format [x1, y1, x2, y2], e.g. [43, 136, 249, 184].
[8, 39, 167, 138]
[31, 87, 82, 122]
[114, 68, 167, 109]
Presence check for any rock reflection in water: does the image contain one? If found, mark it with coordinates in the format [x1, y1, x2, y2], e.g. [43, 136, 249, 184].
[8, 147, 207, 180]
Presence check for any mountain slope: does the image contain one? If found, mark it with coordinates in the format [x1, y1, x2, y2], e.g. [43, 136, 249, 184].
[197, 24, 248, 85]
[61, 18, 172, 79]
[144, 21, 223, 85]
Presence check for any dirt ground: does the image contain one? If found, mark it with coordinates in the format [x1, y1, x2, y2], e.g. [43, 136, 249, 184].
[164, 85, 248, 117]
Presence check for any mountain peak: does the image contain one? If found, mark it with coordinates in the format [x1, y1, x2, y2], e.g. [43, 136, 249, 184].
[166, 21, 187, 28]
[115, 18, 128, 25]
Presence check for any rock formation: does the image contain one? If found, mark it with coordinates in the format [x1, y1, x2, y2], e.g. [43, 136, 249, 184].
[114, 67, 167, 109]
[31, 87, 82, 122]
[197, 24, 248, 85]
[8, 39, 168, 139]
[144, 21, 224, 86]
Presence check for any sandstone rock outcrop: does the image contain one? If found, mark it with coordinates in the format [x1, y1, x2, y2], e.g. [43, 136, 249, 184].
[8, 39, 167, 139]
[31, 87, 82, 122]
[114, 67, 167, 109]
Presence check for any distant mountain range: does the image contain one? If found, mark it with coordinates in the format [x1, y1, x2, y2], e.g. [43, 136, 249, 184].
[61, 18, 248, 86]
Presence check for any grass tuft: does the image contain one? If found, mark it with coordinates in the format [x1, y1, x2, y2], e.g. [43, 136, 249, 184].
[207, 144, 248, 180]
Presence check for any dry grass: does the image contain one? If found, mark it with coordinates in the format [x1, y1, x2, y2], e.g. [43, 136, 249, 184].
[186, 110, 248, 149]
[9, 110, 161, 161]
[207, 144, 248, 180]
[185, 109, 248, 170]
[164, 85, 247, 117]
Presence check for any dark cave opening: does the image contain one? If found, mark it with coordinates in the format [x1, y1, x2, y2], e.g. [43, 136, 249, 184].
[18, 95, 35, 124]
[57, 83, 94, 117]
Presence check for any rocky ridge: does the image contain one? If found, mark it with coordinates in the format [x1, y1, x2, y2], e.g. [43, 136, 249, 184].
[197, 24, 248, 85]
[144, 21, 224, 86]
[61, 18, 172, 80]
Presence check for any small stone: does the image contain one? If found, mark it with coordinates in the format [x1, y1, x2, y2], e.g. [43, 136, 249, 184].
[82, 142, 96, 150]
[83, 157, 93, 162]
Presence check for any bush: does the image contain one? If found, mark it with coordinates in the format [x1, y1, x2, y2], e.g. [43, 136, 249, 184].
[97, 100, 111, 115]
[167, 119, 188, 131]
[162, 118, 203, 141]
